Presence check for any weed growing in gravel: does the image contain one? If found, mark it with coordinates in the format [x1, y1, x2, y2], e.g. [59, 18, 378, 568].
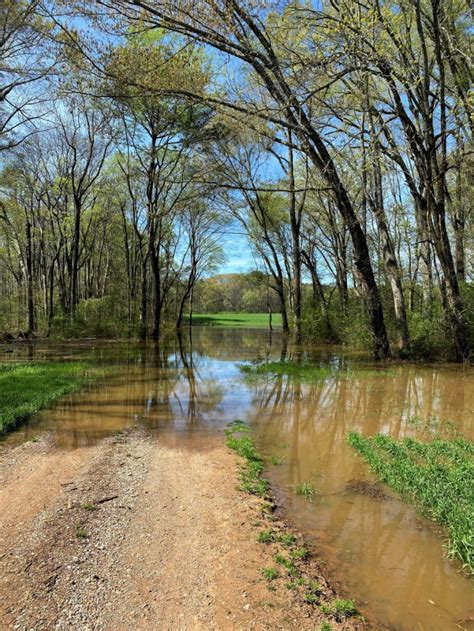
[261, 567, 279, 581]
[259, 501, 274, 515]
[258, 529, 275, 543]
[320, 623, 332, 631]
[295, 482, 315, 498]
[286, 577, 306, 590]
[348, 432, 474, 573]
[320, 598, 357, 620]
[291, 547, 308, 561]
[82, 503, 97, 511]
[75, 524, 89, 539]
[274, 553, 298, 575]
[278, 533, 296, 547]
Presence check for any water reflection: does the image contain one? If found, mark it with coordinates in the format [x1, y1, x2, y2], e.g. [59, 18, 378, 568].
[1, 328, 473, 630]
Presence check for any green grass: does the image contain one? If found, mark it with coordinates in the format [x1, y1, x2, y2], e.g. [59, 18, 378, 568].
[240, 360, 395, 383]
[269, 455, 283, 466]
[191, 312, 282, 328]
[240, 360, 333, 382]
[320, 598, 357, 620]
[0, 361, 102, 433]
[261, 566, 279, 581]
[75, 524, 89, 539]
[290, 546, 309, 561]
[225, 420, 269, 497]
[295, 481, 316, 498]
[348, 432, 474, 574]
[226, 419, 359, 619]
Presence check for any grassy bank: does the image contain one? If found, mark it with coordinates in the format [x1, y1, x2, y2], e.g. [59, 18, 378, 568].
[0, 362, 102, 433]
[192, 312, 282, 328]
[348, 433, 474, 575]
[226, 420, 359, 626]
[240, 360, 392, 382]
[240, 361, 333, 382]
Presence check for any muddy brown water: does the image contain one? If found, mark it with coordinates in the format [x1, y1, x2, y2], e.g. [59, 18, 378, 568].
[1, 328, 473, 630]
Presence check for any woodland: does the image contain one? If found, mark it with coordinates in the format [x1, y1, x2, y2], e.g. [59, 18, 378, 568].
[0, 0, 472, 360]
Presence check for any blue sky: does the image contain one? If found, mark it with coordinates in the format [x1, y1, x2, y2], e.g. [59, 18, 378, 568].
[219, 231, 256, 274]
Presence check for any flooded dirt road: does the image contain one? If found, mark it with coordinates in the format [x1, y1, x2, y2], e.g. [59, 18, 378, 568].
[1, 329, 473, 630]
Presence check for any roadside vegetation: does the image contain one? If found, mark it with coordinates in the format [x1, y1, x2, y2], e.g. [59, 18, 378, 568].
[348, 433, 474, 575]
[0, 362, 102, 433]
[226, 420, 359, 625]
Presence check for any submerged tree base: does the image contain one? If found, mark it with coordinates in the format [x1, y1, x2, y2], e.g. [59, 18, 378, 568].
[0, 362, 103, 433]
[348, 432, 474, 575]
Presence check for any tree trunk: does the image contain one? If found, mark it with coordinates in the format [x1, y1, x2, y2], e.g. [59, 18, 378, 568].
[287, 132, 302, 343]
[25, 219, 35, 333]
[277, 286, 289, 333]
[139, 254, 148, 340]
[368, 126, 409, 352]
[70, 197, 81, 318]
[149, 243, 161, 340]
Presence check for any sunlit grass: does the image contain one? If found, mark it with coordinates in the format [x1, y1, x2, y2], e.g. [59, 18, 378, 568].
[0, 362, 102, 433]
[192, 312, 282, 328]
[239, 360, 393, 383]
[225, 419, 269, 497]
[348, 432, 474, 574]
[240, 361, 333, 382]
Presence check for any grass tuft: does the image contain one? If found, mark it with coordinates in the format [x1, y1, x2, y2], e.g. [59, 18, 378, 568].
[258, 529, 275, 544]
[269, 455, 283, 466]
[239, 361, 332, 383]
[320, 598, 357, 620]
[348, 432, 474, 574]
[261, 567, 279, 581]
[295, 482, 316, 498]
[75, 524, 89, 539]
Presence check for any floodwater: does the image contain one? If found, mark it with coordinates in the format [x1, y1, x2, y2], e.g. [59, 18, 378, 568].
[1, 328, 473, 630]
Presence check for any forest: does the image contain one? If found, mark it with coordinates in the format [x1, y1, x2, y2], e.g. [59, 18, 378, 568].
[0, 0, 472, 361]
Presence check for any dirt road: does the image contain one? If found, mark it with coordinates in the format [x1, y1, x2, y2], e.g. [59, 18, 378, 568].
[0, 429, 364, 630]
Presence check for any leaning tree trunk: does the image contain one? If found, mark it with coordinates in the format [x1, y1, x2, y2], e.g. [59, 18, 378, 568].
[296, 121, 390, 358]
[368, 127, 409, 352]
[288, 131, 303, 343]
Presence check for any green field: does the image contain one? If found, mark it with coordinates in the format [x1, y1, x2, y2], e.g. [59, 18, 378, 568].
[0, 362, 102, 433]
[191, 312, 282, 328]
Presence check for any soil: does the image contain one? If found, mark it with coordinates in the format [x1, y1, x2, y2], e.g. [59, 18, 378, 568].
[0, 429, 366, 630]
